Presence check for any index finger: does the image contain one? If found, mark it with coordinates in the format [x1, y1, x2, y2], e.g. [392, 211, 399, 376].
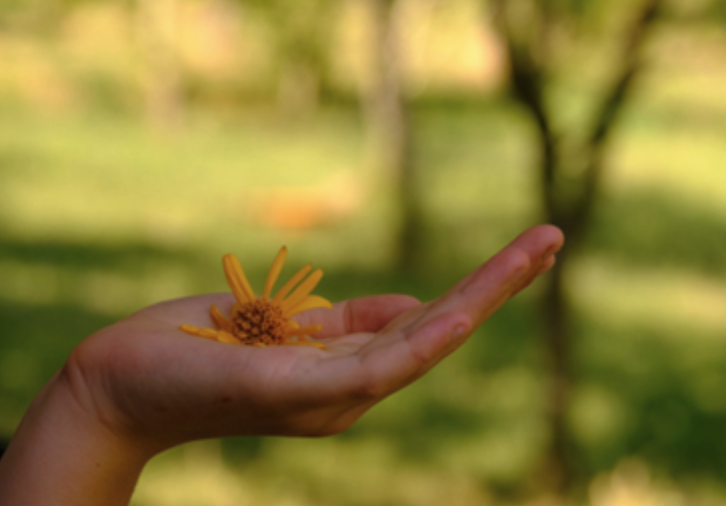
[388, 224, 564, 335]
[344, 225, 563, 398]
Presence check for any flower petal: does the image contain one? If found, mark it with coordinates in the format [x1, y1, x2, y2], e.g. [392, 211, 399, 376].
[284, 295, 333, 318]
[272, 264, 312, 304]
[216, 330, 242, 345]
[223, 254, 256, 303]
[281, 269, 323, 315]
[210, 304, 233, 331]
[263, 246, 288, 300]
[179, 324, 219, 340]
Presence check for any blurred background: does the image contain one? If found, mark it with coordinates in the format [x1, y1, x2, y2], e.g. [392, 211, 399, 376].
[1, 0, 726, 504]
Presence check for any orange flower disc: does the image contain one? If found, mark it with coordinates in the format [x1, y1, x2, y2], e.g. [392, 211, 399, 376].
[179, 246, 331, 348]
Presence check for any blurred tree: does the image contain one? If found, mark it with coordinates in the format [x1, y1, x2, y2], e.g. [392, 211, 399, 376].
[244, 0, 422, 268]
[26, 0, 185, 124]
[489, 0, 664, 494]
[272, 0, 335, 115]
[0, 0, 68, 37]
[366, 0, 421, 271]
[134, 0, 185, 128]
[241, 0, 336, 115]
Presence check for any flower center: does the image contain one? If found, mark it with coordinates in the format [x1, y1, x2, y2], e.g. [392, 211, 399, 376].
[231, 299, 288, 345]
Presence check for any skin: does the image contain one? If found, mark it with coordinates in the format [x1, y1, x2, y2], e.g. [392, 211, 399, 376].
[0, 225, 563, 506]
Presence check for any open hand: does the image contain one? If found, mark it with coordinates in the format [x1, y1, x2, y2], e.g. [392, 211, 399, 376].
[64, 225, 563, 451]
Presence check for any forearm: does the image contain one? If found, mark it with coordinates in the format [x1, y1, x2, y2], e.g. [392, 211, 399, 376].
[0, 371, 155, 506]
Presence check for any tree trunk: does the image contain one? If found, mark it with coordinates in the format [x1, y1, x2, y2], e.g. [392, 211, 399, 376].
[490, 0, 664, 496]
[273, 0, 332, 117]
[539, 237, 573, 493]
[367, 0, 420, 271]
[276, 58, 321, 117]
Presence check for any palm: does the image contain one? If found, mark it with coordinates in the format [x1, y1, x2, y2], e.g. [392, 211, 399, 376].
[69, 225, 563, 448]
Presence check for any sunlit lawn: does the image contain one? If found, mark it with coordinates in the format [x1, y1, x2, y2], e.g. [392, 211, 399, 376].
[2, 55, 726, 504]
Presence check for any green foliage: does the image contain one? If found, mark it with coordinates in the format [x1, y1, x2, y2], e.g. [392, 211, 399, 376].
[235, 0, 336, 87]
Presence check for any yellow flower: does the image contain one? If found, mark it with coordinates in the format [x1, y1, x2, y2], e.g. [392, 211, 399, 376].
[179, 246, 332, 348]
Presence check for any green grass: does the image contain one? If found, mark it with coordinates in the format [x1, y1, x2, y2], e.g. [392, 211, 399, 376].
[1, 62, 726, 505]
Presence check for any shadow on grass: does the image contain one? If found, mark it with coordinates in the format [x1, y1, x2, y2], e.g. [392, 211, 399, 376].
[0, 299, 115, 432]
[0, 231, 211, 436]
[0, 237, 203, 273]
[587, 188, 726, 277]
[574, 315, 726, 483]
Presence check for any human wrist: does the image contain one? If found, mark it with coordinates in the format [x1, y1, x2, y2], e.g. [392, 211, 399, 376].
[0, 368, 157, 506]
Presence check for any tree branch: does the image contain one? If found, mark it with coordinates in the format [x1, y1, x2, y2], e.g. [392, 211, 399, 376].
[570, 0, 664, 238]
[491, 0, 560, 222]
